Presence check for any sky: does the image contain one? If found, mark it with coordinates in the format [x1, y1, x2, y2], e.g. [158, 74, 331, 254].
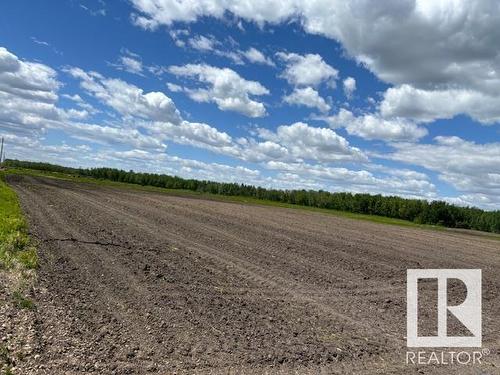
[0, 0, 499, 210]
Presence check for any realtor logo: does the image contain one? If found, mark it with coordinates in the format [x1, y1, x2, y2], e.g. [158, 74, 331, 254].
[407, 269, 482, 347]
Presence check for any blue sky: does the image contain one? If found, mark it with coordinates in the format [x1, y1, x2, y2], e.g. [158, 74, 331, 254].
[1, 0, 499, 209]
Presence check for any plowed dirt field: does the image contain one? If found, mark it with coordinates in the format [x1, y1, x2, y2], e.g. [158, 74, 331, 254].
[6, 175, 500, 374]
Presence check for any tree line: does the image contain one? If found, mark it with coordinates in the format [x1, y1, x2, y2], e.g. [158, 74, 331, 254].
[6, 159, 500, 234]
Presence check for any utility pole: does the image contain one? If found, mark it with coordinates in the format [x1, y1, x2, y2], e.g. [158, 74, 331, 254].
[0, 137, 4, 166]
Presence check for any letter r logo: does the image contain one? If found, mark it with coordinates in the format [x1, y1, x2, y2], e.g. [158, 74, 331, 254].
[407, 269, 482, 347]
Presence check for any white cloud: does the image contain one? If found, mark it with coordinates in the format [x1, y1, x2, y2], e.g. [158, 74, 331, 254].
[252, 122, 366, 163]
[276, 52, 338, 87]
[130, 0, 295, 28]
[58, 120, 167, 151]
[164, 155, 262, 183]
[380, 84, 500, 124]
[166, 82, 183, 92]
[0, 47, 59, 102]
[66, 67, 182, 123]
[0, 47, 170, 152]
[238, 140, 290, 163]
[66, 66, 248, 155]
[147, 120, 238, 156]
[387, 136, 500, 209]
[320, 109, 428, 142]
[101, 150, 263, 186]
[109, 49, 144, 75]
[62, 93, 99, 114]
[0, 51, 365, 172]
[242, 47, 275, 66]
[168, 64, 269, 117]
[130, 0, 500, 90]
[3, 134, 96, 166]
[283, 87, 330, 113]
[168, 29, 190, 47]
[130, 0, 500, 125]
[0, 48, 236, 156]
[343, 77, 356, 99]
[0, 46, 61, 135]
[62, 93, 84, 103]
[187, 35, 219, 51]
[170, 31, 274, 67]
[265, 160, 436, 199]
[119, 55, 143, 75]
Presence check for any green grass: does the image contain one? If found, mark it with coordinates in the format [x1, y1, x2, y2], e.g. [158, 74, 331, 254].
[0, 344, 13, 373]
[6, 167, 500, 240]
[11, 290, 35, 310]
[0, 171, 38, 270]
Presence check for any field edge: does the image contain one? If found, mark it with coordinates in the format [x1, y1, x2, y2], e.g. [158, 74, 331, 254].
[0, 172, 38, 374]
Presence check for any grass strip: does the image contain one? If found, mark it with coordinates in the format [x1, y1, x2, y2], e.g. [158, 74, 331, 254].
[0, 171, 37, 270]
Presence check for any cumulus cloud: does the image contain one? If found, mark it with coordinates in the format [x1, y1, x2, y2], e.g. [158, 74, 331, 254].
[168, 29, 190, 47]
[283, 87, 330, 113]
[0, 47, 59, 102]
[66, 67, 182, 123]
[162, 155, 262, 184]
[251, 122, 367, 163]
[343, 77, 356, 99]
[3, 133, 96, 166]
[0, 47, 171, 153]
[130, 0, 500, 90]
[215, 47, 274, 66]
[62, 93, 99, 114]
[276, 52, 338, 87]
[112, 49, 144, 75]
[148, 120, 238, 156]
[184, 36, 246, 64]
[320, 109, 428, 142]
[242, 47, 275, 66]
[166, 82, 183, 92]
[380, 84, 500, 124]
[0, 47, 237, 157]
[238, 140, 290, 163]
[172, 30, 274, 67]
[130, 0, 500, 125]
[168, 64, 269, 117]
[58, 120, 167, 151]
[66, 66, 247, 155]
[0, 46, 61, 135]
[265, 160, 436, 199]
[130, 0, 294, 28]
[187, 35, 219, 51]
[387, 136, 500, 209]
[167, 30, 274, 67]
[97, 149, 264, 187]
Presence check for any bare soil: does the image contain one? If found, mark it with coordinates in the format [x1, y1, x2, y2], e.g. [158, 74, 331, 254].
[4, 175, 500, 374]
